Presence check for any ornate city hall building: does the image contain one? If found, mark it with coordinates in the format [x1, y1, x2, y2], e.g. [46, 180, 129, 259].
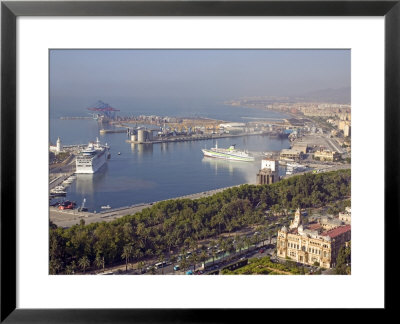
[277, 209, 351, 268]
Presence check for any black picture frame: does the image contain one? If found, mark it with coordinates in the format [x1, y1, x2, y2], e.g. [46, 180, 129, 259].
[1, 0, 398, 322]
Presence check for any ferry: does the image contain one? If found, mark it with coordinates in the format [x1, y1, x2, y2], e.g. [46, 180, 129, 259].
[75, 138, 110, 174]
[202, 143, 255, 162]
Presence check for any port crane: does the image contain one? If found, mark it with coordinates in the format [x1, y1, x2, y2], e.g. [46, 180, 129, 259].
[87, 100, 120, 120]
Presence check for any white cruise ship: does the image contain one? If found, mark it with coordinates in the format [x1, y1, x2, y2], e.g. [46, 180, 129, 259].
[202, 143, 255, 162]
[75, 138, 110, 174]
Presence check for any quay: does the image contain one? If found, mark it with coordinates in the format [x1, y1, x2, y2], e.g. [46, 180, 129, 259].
[49, 172, 75, 190]
[125, 131, 264, 144]
[59, 116, 93, 120]
[50, 185, 241, 228]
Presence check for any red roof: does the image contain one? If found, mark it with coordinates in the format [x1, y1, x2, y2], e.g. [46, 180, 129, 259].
[321, 224, 351, 238]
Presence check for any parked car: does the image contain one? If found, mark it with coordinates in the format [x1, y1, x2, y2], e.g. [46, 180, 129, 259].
[173, 265, 180, 271]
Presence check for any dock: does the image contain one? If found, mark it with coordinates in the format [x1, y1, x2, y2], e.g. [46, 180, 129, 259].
[126, 132, 264, 144]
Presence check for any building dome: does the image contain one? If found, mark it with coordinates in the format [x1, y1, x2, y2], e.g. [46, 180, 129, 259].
[281, 226, 287, 233]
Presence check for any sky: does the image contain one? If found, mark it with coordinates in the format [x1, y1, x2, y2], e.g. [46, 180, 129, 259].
[50, 49, 350, 115]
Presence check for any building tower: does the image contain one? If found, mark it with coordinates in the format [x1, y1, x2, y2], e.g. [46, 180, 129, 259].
[56, 137, 62, 153]
[256, 158, 279, 185]
[289, 208, 302, 229]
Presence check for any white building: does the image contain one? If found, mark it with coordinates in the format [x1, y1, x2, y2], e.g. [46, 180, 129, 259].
[49, 137, 63, 154]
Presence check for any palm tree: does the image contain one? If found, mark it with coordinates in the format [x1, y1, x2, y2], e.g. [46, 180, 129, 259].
[227, 240, 236, 261]
[211, 249, 217, 266]
[189, 239, 198, 254]
[137, 261, 145, 274]
[244, 236, 252, 252]
[94, 254, 105, 273]
[199, 250, 208, 270]
[253, 233, 260, 249]
[78, 255, 90, 274]
[220, 239, 228, 263]
[65, 264, 74, 275]
[157, 251, 166, 275]
[121, 244, 133, 272]
[189, 252, 198, 272]
[268, 230, 274, 244]
[179, 258, 189, 273]
[236, 237, 245, 256]
[149, 265, 157, 275]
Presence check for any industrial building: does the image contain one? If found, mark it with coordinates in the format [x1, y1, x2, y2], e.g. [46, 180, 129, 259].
[280, 149, 303, 161]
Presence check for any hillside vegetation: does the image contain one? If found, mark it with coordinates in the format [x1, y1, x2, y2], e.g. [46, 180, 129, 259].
[50, 169, 351, 274]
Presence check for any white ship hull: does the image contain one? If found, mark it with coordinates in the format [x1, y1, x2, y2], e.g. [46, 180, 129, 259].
[202, 148, 255, 162]
[75, 139, 110, 174]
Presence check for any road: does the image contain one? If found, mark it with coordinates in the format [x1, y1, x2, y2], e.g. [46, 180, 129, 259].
[106, 237, 278, 276]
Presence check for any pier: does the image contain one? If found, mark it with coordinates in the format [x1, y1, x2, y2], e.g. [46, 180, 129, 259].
[59, 116, 93, 120]
[126, 131, 264, 144]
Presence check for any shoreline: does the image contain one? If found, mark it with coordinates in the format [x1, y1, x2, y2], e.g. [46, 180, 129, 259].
[50, 184, 243, 228]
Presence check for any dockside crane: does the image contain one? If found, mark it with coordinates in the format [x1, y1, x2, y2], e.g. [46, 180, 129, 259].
[87, 100, 120, 120]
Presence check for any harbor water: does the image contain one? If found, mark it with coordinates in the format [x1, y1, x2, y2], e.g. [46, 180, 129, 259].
[50, 105, 291, 212]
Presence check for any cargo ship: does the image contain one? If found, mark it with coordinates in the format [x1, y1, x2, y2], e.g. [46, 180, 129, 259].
[202, 143, 255, 162]
[75, 138, 110, 174]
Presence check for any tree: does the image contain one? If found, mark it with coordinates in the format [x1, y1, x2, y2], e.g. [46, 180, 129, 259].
[236, 237, 245, 256]
[189, 252, 198, 272]
[227, 240, 236, 261]
[199, 250, 208, 269]
[65, 264, 75, 275]
[157, 251, 166, 275]
[94, 253, 105, 273]
[121, 244, 133, 272]
[78, 256, 90, 274]
[179, 258, 189, 272]
[244, 236, 251, 252]
[137, 261, 145, 274]
[149, 265, 157, 275]
[49, 259, 62, 275]
[335, 242, 351, 275]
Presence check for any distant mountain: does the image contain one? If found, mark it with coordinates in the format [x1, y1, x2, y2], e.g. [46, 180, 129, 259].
[294, 87, 351, 104]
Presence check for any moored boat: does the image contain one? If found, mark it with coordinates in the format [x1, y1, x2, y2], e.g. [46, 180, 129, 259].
[202, 143, 254, 162]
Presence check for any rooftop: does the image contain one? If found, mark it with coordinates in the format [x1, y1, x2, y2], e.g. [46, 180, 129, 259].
[307, 223, 322, 231]
[321, 224, 351, 238]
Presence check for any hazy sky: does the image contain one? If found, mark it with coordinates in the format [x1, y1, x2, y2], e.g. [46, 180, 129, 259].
[50, 49, 350, 113]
